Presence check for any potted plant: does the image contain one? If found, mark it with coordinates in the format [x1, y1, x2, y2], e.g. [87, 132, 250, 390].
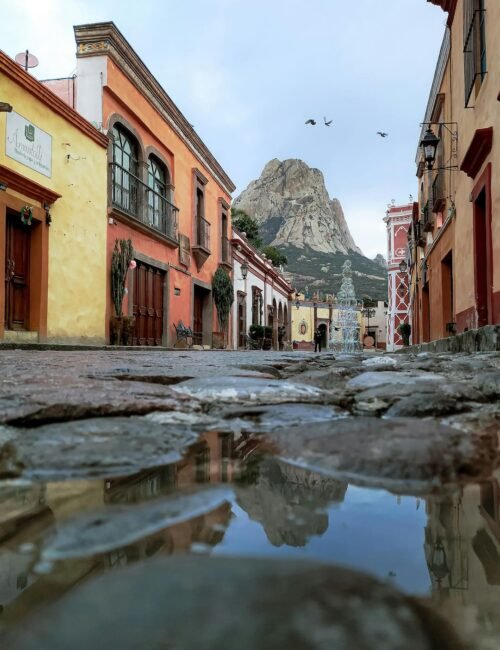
[212, 268, 234, 349]
[398, 322, 411, 347]
[110, 239, 135, 345]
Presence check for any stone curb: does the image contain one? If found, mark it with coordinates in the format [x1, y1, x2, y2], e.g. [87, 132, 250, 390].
[396, 325, 500, 354]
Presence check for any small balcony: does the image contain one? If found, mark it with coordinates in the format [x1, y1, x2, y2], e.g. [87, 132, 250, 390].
[110, 162, 179, 244]
[422, 201, 434, 232]
[414, 221, 426, 247]
[192, 215, 211, 267]
[220, 235, 232, 269]
[432, 173, 446, 214]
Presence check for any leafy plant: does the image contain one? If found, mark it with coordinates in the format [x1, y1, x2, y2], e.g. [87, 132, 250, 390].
[249, 324, 265, 340]
[231, 209, 262, 248]
[398, 322, 411, 346]
[261, 246, 288, 267]
[111, 239, 134, 317]
[213, 268, 234, 334]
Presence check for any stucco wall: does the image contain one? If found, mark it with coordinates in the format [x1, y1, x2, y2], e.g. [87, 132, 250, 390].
[449, 0, 500, 325]
[0, 74, 108, 343]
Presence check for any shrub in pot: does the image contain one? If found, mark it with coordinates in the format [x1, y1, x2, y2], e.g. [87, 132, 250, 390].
[398, 322, 411, 347]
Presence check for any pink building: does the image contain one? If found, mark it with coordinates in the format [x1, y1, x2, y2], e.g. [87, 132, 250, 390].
[384, 203, 413, 350]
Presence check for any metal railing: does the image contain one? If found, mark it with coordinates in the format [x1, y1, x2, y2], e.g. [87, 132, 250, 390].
[220, 235, 231, 264]
[463, 0, 487, 107]
[195, 216, 211, 251]
[422, 200, 434, 232]
[432, 173, 445, 213]
[110, 162, 179, 242]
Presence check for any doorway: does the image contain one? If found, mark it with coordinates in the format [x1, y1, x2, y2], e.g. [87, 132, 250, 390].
[473, 187, 491, 327]
[193, 284, 211, 346]
[441, 251, 454, 336]
[132, 260, 165, 345]
[4, 212, 31, 331]
[318, 323, 328, 349]
[237, 292, 246, 349]
[422, 284, 430, 343]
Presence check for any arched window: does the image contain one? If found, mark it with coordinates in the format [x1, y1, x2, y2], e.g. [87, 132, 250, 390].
[112, 125, 139, 215]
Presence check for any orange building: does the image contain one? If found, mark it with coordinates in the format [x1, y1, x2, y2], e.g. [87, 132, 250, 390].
[410, 0, 500, 343]
[45, 22, 235, 347]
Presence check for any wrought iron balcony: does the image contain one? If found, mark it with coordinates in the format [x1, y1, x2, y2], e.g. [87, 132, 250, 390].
[110, 162, 179, 243]
[422, 200, 434, 232]
[432, 173, 446, 213]
[195, 216, 211, 252]
[220, 235, 231, 266]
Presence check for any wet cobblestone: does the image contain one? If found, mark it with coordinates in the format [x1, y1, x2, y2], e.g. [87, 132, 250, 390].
[0, 349, 499, 649]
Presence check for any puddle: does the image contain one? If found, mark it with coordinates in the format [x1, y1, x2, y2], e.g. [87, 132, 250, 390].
[0, 429, 499, 648]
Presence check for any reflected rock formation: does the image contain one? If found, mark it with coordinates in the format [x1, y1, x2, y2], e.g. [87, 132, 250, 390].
[237, 457, 347, 547]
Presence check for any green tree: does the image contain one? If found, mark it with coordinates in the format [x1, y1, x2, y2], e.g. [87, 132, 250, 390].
[261, 246, 288, 268]
[212, 268, 234, 335]
[231, 209, 262, 248]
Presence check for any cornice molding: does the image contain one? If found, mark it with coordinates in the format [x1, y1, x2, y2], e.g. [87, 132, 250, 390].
[0, 51, 108, 149]
[74, 22, 235, 195]
[0, 164, 62, 205]
[427, 0, 458, 26]
[460, 127, 493, 179]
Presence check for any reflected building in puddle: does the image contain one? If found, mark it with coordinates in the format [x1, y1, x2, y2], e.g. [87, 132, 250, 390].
[424, 472, 500, 642]
[0, 431, 247, 624]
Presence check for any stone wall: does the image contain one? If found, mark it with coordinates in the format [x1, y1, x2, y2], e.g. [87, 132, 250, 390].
[397, 325, 500, 354]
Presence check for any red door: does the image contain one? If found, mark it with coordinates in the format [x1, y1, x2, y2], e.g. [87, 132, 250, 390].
[4, 213, 30, 331]
[132, 261, 164, 345]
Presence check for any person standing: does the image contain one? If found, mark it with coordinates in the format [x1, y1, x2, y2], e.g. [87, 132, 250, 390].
[314, 328, 322, 353]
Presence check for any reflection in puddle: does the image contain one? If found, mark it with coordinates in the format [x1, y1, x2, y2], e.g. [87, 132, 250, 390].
[0, 430, 500, 647]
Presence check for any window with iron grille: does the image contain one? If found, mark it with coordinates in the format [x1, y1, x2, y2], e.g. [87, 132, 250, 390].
[147, 156, 167, 228]
[112, 126, 139, 215]
[463, 0, 487, 108]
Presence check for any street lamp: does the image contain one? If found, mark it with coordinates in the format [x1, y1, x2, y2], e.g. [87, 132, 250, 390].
[430, 540, 449, 588]
[399, 260, 408, 273]
[240, 262, 248, 280]
[420, 127, 440, 170]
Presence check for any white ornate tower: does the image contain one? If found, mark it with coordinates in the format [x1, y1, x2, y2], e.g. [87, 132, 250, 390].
[384, 203, 413, 351]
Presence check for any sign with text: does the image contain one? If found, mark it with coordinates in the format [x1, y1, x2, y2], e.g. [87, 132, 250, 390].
[6, 111, 52, 178]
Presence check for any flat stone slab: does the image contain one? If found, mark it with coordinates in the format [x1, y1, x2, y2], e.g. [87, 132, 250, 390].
[0, 556, 462, 650]
[172, 376, 325, 404]
[7, 417, 201, 480]
[268, 417, 498, 491]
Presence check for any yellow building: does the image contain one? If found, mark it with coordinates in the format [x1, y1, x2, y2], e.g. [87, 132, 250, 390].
[291, 296, 364, 351]
[0, 50, 108, 344]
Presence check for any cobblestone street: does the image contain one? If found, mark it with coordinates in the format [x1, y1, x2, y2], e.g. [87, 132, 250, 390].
[0, 348, 499, 649]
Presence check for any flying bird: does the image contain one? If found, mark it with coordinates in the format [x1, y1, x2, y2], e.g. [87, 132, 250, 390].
[377, 131, 389, 138]
[324, 117, 333, 126]
[305, 119, 316, 125]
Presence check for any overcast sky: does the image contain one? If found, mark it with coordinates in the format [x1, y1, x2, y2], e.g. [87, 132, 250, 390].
[2, 0, 446, 258]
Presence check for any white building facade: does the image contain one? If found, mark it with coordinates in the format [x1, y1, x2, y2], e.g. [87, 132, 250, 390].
[384, 203, 413, 351]
[231, 228, 292, 350]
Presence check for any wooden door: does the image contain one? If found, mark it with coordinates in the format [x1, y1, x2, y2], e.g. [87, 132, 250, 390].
[4, 214, 30, 331]
[193, 289, 204, 346]
[132, 261, 164, 346]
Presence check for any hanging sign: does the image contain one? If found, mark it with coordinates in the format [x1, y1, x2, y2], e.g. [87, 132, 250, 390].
[6, 111, 52, 178]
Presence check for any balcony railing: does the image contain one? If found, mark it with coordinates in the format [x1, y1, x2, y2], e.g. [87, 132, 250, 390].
[110, 162, 179, 242]
[422, 200, 434, 232]
[220, 235, 231, 265]
[432, 173, 446, 213]
[195, 216, 211, 251]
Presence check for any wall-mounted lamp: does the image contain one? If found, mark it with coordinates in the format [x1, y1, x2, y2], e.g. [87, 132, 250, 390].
[420, 127, 440, 170]
[0, 182, 7, 191]
[295, 299, 300, 310]
[399, 260, 408, 273]
[0, 102, 13, 113]
[240, 262, 248, 280]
